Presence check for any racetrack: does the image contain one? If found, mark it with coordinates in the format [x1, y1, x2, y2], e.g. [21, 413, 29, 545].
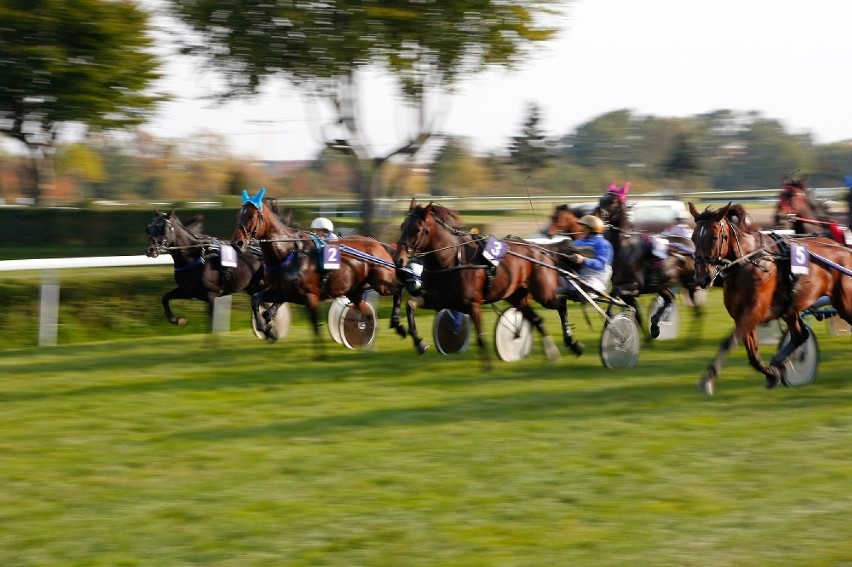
[1, 290, 851, 566]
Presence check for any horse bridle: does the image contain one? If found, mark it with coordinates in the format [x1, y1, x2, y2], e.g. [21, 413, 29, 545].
[400, 210, 430, 255]
[146, 213, 176, 252]
[235, 202, 265, 244]
[694, 217, 739, 281]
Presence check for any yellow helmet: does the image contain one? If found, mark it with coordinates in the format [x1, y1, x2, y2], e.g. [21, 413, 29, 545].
[578, 214, 604, 234]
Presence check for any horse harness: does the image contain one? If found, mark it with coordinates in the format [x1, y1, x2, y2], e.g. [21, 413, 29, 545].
[405, 215, 501, 295]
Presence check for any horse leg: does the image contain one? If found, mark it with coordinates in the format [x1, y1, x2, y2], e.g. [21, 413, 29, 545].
[649, 289, 674, 340]
[469, 302, 492, 370]
[305, 295, 326, 361]
[740, 328, 784, 389]
[517, 300, 560, 362]
[406, 295, 429, 354]
[389, 290, 407, 339]
[162, 288, 188, 326]
[614, 285, 651, 343]
[699, 328, 744, 395]
[768, 315, 812, 386]
[251, 291, 281, 341]
[559, 296, 584, 356]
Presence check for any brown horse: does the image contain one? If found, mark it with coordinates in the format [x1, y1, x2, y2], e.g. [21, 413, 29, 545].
[145, 210, 267, 327]
[544, 204, 589, 239]
[393, 200, 572, 366]
[690, 202, 852, 394]
[774, 177, 836, 235]
[596, 192, 702, 340]
[230, 188, 405, 356]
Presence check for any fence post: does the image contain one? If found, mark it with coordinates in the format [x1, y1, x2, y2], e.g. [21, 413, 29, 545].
[38, 270, 59, 347]
[212, 295, 232, 334]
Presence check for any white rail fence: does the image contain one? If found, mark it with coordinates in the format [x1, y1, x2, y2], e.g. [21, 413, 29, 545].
[0, 255, 190, 347]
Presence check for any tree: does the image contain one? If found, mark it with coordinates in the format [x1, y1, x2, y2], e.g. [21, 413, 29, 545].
[166, 0, 563, 234]
[509, 102, 552, 174]
[0, 0, 164, 204]
[662, 132, 702, 190]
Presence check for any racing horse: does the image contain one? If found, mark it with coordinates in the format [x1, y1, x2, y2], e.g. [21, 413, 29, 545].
[774, 177, 836, 236]
[230, 188, 405, 357]
[393, 199, 570, 367]
[145, 210, 267, 327]
[544, 204, 587, 239]
[690, 202, 852, 394]
[596, 190, 702, 340]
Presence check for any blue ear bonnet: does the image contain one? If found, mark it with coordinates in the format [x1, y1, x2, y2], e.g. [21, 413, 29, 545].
[241, 187, 266, 209]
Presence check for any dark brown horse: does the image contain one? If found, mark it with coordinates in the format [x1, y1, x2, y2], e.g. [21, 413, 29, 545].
[393, 200, 572, 366]
[774, 177, 836, 236]
[230, 189, 405, 356]
[145, 210, 267, 327]
[596, 192, 702, 339]
[690, 202, 852, 394]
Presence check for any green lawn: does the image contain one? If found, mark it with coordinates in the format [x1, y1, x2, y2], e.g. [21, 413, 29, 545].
[1, 291, 851, 566]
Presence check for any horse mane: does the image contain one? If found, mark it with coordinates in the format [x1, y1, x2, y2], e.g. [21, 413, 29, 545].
[695, 203, 757, 232]
[427, 202, 461, 227]
[183, 214, 204, 235]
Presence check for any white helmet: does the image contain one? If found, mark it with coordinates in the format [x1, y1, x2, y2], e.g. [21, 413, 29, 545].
[311, 217, 334, 232]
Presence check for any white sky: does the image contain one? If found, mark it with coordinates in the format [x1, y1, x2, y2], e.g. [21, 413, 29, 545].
[143, 0, 852, 161]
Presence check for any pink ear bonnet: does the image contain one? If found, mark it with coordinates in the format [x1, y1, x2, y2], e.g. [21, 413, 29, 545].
[607, 182, 631, 203]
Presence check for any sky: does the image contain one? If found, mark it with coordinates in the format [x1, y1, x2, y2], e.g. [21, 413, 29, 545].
[142, 0, 852, 161]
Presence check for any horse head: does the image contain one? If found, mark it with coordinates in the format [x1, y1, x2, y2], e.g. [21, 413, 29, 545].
[232, 188, 269, 252]
[145, 209, 188, 258]
[145, 211, 169, 258]
[598, 191, 627, 229]
[775, 180, 807, 224]
[395, 200, 430, 265]
[690, 201, 735, 289]
[545, 205, 583, 238]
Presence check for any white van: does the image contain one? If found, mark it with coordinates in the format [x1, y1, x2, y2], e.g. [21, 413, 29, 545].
[627, 200, 689, 233]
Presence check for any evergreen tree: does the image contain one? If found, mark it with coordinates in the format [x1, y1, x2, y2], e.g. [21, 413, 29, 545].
[509, 103, 551, 174]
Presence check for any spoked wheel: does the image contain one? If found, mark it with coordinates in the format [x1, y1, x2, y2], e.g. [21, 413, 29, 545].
[494, 307, 533, 362]
[327, 297, 351, 345]
[252, 302, 291, 340]
[338, 300, 378, 350]
[648, 296, 680, 340]
[433, 309, 471, 355]
[778, 326, 819, 387]
[600, 311, 640, 368]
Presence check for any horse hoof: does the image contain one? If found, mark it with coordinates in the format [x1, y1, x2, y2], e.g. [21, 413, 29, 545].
[416, 341, 429, 355]
[765, 375, 780, 389]
[698, 377, 715, 396]
[177, 318, 187, 327]
[543, 336, 561, 362]
[394, 326, 408, 339]
[566, 339, 585, 357]
[650, 325, 661, 339]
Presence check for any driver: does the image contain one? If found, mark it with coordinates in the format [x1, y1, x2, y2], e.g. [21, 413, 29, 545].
[568, 215, 614, 294]
[562, 214, 614, 356]
[310, 217, 338, 240]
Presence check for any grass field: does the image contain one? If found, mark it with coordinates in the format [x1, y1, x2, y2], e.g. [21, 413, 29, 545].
[1, 291, 851, 566]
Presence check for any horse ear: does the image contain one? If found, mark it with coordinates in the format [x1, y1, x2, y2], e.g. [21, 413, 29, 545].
[688, 202, 700, 220]
[716, 202, 732, 221]
[408, 198, 417, 212]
